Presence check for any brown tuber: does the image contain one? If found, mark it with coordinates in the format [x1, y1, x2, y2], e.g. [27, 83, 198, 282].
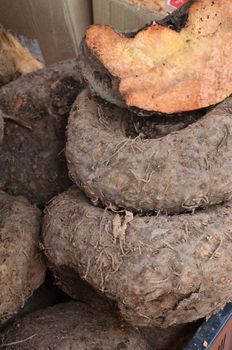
[0, 302, 151, 350]
[79, 0, 232, 114]
[0, 59, 82, 206]
[42, 187, 232, 327]
[0, 191, 46, 326]
[66, 89, 232, 214]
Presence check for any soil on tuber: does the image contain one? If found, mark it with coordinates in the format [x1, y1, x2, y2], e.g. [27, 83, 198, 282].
[0, 191, 46, 326]
[42, 187, 232, 327]
[66, 89, 232, 214]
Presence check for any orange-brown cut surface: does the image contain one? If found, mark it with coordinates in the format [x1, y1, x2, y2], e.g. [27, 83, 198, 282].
[85, 0, 232, 113]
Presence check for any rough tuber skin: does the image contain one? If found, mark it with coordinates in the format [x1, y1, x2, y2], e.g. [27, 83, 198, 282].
[42, 187, 232, 327]
[0, 302, 151, 350]
[0, 191, 46, 326]
[66, 89, 232, 214]
[0, 59, 82, 206]
[80, 0, 232, 114]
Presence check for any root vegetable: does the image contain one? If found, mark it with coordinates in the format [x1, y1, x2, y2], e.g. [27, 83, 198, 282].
[79, 0, 232, 114]
[66, 89, 232, 214]
[0, 191, 46, 326]
[0, 60, 82, 206]
[0, 302, 150, 349]
[42, 187, 232, 327]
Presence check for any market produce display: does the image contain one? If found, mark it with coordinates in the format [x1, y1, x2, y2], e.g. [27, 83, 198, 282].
[0, 1, 231, 349]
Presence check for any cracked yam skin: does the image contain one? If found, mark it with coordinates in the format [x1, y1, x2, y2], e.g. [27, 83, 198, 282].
[42, 187, 232, 327]
[66, 89, 232, 214]
[0, 60, 82, 206]
[0, 191, 46, 326]
[0, 302, 150, 350]
[80, 0, 232, 114]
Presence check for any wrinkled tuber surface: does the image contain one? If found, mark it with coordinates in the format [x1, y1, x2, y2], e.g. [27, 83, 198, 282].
[0, 302, 150, 349]
[0, 25, 43, 87]
[66, 89, 232, 214]
[42, 187, 232, 327]
[0, 59, 82, 206]
[0, 191, 46, 326]
[80, 0, 232, 114]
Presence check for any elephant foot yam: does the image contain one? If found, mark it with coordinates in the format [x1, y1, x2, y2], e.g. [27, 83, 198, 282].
[42, 187, 232, 327]
[66, 89, 232, 214]
[0, 191, 46, 326]
[0, 302, 150, 350]
[0, 59, 82, 206]
[0, 26, 43, 87]
[80, 0, 232, 114]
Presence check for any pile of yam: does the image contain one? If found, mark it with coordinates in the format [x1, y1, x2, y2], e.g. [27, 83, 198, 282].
[1, 1, 232, 348]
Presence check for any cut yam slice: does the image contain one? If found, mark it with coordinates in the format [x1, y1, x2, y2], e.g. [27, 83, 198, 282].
[80, 0, 232, 114]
